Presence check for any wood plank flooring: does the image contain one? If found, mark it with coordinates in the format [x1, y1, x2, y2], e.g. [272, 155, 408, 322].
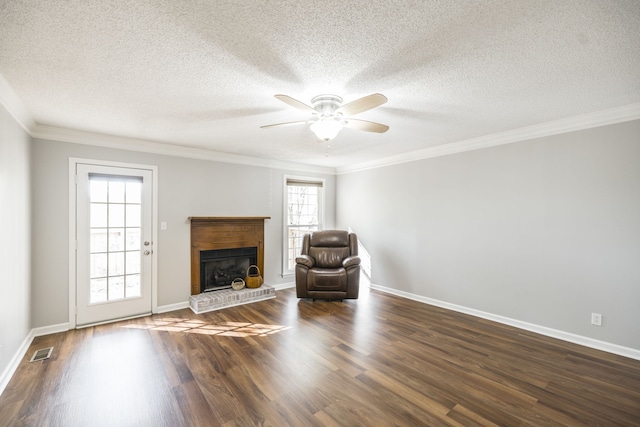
[1, 287, 639, 426]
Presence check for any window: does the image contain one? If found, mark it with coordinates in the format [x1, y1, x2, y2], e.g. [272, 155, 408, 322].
[283, 176, 324, 274]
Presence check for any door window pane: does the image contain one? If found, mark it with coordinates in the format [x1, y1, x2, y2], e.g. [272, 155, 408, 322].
[126, 274, 141, 298]
[126, 205, 141, 227]
[90, 229, 108, 253]
[90, 180, 108, 203]
[90, 278, 107, 303]
[126, 251, 140, 274]
[108, 204, 125, 227]
[109, 276, 125, 300]
[126, 181, 141, 203]
[108, 228, 125, 251]
[126, 229, 141, 250]
[90, 253, 108, 278]
[90, 204, 108, 228]
[108, 181, 125, 203]
[108, 252, 125, 276]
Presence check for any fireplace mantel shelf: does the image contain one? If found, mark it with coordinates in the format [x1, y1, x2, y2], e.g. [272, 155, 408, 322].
[189, 216, 271, 222]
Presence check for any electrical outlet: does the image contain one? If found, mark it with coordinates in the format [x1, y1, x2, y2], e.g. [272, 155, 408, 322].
[591, 313, 602, 326]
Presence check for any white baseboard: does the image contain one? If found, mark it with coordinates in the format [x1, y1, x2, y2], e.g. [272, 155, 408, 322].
[271, 281, 295, 291]
[32, 322, 70, 337]
[156, 301, 190, 314]
[0, 330, 34, 396]
[369, 283, 640, 361]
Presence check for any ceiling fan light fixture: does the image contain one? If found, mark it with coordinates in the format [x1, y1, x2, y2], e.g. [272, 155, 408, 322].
[310, 118, 343, 141]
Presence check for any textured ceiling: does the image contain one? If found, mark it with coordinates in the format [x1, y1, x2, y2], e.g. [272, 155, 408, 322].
[1, 0, 639, 170]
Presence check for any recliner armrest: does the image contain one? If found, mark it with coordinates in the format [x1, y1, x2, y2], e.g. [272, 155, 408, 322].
[342, 256, 361, 269]
[296, 255, 315, 268]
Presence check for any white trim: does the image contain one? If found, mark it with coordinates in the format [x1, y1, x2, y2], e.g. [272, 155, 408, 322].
[369, 283, 640, 361]
[68, 158, 159, 328]
[0, 331, 34, 396]
[68, 159, 77, 328]
[271, 282, 295, 291]
[32, 323, 70, 337]
[33, 124, 335, 175]
[337, 102, 640, 174]
[150, 164, 159, 314]
[156, 301, 191, 314]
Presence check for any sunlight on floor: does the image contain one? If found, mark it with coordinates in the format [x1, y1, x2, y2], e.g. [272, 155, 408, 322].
[121, 317, 290, 337]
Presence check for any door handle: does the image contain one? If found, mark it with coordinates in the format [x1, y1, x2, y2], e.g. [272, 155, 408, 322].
[144, 250, 151, 255]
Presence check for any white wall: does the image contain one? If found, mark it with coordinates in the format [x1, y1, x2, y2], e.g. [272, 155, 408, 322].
[31, 139, 335, 328]
[0, 104, 31, 382]
[337, 120, 640, 351]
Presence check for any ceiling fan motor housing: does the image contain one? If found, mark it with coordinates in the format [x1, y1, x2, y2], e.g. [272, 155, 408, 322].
[311, 95, 343, 118]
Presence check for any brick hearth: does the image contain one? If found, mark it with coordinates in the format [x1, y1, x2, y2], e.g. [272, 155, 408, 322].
[189, 285, 275, 314]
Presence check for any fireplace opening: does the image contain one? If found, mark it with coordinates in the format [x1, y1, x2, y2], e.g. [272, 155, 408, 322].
[200, 247, 258, 292]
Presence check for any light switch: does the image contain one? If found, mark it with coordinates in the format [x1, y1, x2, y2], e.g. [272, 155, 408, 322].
[160, 221, 167, 230]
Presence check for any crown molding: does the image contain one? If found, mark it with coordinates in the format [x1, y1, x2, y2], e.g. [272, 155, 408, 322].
[336, 102, 640, 174]
[4, 64, 637, 177]
[0, 74, 35, 132]
[31, 124, 336, 175]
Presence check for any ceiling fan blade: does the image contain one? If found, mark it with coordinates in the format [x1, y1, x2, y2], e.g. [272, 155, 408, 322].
[343, 118, 389, 133]
[274, 94, 317, 114]
[260, 119, 314, 129]
[336, 93, 388, 116]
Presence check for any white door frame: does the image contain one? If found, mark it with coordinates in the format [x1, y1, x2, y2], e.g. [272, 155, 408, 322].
[69, 157, 159, 328]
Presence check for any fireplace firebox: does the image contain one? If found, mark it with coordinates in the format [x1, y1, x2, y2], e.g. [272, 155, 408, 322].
[200, 247, 257, 292]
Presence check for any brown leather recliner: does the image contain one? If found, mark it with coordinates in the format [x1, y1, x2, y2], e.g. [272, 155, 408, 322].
[295, 230, 360, 300]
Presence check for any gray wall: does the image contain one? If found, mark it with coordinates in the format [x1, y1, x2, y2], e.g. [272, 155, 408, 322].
[31, 139, 335, 328]
[0, 105, 31, 380]
[337, 120, 640, 350]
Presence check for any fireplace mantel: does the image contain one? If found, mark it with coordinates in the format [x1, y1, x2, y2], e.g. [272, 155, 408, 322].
[189, 216, 270, 295]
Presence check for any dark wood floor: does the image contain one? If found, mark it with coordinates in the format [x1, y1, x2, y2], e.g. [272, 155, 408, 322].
[1, 287, 639, 426]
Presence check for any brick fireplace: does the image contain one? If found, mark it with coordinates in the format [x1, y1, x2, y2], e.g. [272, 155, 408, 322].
[189, 217, 270, 295]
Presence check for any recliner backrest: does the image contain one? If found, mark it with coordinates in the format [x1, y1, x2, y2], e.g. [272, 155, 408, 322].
[306, 230, 353, 268]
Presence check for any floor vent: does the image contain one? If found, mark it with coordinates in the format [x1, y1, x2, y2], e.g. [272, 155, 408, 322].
[29, 347, 53, 362]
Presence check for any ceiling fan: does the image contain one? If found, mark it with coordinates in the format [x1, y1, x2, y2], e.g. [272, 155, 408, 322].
[261, 93, 389, 141]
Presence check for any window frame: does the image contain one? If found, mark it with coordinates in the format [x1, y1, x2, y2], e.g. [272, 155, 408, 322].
[282, 175, 325, 276]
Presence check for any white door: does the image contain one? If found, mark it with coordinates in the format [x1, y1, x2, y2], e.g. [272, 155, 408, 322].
[75, 164, 153, 326]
